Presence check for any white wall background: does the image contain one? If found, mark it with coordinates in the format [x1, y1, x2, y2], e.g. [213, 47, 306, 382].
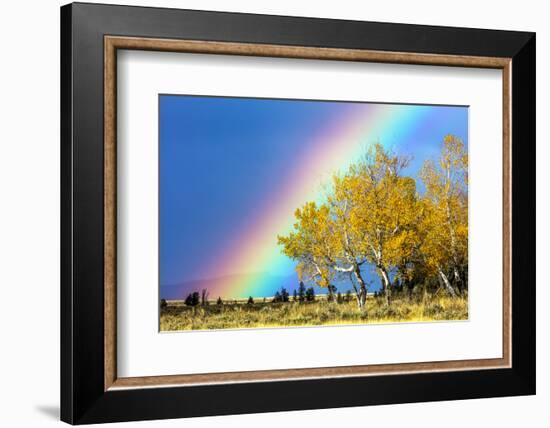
[0, 1, 546, 427]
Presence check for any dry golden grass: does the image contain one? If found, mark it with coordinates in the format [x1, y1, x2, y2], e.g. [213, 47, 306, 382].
[160, 294, 468, 331]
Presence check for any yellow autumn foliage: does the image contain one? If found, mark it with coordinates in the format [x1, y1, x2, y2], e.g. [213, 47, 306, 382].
[278, 135, 469, 307]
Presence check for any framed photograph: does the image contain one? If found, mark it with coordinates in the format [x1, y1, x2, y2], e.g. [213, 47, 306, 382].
[61, 2, 535, 424]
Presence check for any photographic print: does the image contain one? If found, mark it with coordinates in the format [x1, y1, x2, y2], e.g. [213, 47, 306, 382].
[159, 95, 469, 331]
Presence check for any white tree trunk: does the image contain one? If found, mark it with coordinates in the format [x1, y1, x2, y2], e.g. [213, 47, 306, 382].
[327, 285, 336, 303]
[352, 268, 367, 311]
[445, 197, 463, 289]
[349, 281, 363, 309]
[438, 268, 457, 297]
[453, 266, 463, 292]
[378, 266, 392, 305]
[359, 287, 366, 309]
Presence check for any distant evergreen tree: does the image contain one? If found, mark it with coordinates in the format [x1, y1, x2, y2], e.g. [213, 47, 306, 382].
[160, 298, 167, 309]
[216, 296, 223, 305]
[273, 287, 290, 303]
[293, 289, 298, 302]
[185, 291, 200, 306]
[336, 292, 343, 304]
[305, 287, 315, 302]
[298, 281, 306, 302]
[247, 296, 254, 305]
[281, 287, 290, 302]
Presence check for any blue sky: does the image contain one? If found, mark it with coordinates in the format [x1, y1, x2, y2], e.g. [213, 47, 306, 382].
[159, 95, 468, 298]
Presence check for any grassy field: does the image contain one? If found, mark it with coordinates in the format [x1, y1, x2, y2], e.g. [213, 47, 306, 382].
[160, 294, 468, 331]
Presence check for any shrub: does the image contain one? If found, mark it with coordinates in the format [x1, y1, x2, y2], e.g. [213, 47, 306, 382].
[216, 296, 223, 305]
[201, 289, 209, 306]
[345, 290, 352, 302]
[160, 299, 167, 309]
[247, 296, 254, 305]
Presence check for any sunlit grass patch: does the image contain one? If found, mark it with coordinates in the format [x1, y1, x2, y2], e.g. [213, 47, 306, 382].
[160, 294, 467, 331]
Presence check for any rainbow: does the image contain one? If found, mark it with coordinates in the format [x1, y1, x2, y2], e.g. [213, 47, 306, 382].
[197, 103, 433, 299]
